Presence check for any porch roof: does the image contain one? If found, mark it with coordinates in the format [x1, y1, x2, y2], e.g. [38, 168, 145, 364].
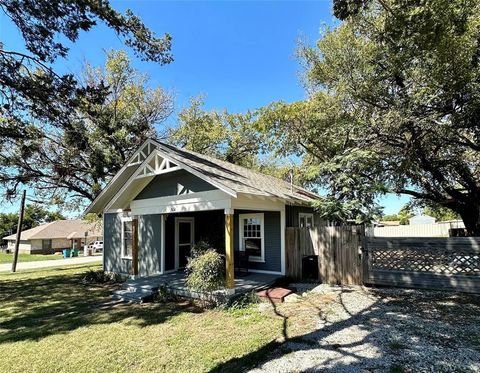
[86, 138, 322, 214]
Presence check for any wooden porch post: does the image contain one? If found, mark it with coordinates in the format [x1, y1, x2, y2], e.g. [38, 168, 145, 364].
[132, 218, 139, 277]
[225, 209, 235, 290]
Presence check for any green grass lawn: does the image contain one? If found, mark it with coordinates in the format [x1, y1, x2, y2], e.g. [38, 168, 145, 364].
[0, 264, 283, 372]
[0, 252, 66, 264]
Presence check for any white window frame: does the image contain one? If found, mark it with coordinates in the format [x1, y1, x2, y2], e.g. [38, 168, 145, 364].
[174, 217, 195, 269]
[239, 213, 265, 263]
[121, 216, 133, 259]
[299, 213, 314, 228]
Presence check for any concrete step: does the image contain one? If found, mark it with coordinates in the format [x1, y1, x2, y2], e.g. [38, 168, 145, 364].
[122, 280, 159, 290]
[112, 288, 157, 304]
[122, 284, 159, 292]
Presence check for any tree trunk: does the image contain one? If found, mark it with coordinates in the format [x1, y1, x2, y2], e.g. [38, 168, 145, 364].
[457, 204, 480, 236]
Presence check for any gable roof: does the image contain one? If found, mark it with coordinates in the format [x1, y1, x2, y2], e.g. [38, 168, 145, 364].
[86, 138, 321, 213]
[3, 219, 102, 241]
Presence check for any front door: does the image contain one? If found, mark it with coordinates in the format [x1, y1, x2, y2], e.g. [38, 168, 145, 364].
[175, 217, 194, 269]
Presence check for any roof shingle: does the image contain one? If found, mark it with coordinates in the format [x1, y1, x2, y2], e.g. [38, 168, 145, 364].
[3, 219, 102, 241]
[155, 140, 320, 203]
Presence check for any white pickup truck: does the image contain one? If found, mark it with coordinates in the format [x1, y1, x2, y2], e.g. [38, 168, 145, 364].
[88, 240, 103, 253]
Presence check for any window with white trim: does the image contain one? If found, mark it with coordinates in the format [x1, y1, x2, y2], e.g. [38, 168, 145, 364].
[121, 217, 133, 259]
[299, 213, 314, 228]
[239, 213, 265, 262]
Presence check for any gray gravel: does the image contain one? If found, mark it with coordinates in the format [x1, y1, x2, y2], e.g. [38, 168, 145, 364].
[250, 284, 480, 373]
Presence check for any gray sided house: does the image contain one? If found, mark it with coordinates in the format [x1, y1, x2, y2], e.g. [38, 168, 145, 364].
[86, 139, 321, 291]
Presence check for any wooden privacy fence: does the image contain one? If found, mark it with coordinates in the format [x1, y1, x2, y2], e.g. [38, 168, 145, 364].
[364, 237, 480, 293]
[285, 225, 365, 285]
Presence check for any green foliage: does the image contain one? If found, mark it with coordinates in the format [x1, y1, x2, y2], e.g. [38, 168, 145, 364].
[0, 0, 172, 64]
[423, 206, 460, 222]
[1, 50, 173, 209]
[0, 204, 65, 239]
[185, 249, 225, 294]
[170, 96, 265, 167]
[0, 252, 64, 264]
[190, 240, 213, 259]
[0, 265, 283, 373]
[381, 204, 417, 224]
[81, 269, 122, 284]
[0, 213, 19, 240]
[260, 0, 480, 232]
[227, 292, 260, 311]
[154, 284, 177, 303]
[381, 215, 399, 222]
[83, 213, 102, 233]
[170, 96, 299, 182]
[170, 96, 227, 158]
[0, 0, 172, 208]
[398, 205, 413, 225]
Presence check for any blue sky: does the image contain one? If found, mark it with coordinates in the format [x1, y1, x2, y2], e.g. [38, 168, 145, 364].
[0, 0, 409, 214]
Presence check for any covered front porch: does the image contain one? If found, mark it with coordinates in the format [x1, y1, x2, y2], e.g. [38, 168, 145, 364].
[115, 270, 283, 302]
[124, 201, 284, 288]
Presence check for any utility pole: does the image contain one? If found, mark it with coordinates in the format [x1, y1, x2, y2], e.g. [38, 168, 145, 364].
[12, 190, 26, 272]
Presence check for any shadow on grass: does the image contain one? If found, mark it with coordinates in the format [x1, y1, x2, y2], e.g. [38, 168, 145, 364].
[210, 287, 480, 373]
[2, 266, 480, 372]
[0, 265, 203, 344]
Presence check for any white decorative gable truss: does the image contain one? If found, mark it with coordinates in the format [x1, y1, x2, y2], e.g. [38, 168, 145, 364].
[128, 141, 154, 166]
[103, 140, 236, 211]
[133, 151, 181, 180]
[127, 141, 180, 178]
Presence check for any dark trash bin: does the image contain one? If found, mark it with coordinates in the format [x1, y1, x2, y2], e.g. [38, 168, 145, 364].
[302, 255, 319, 282]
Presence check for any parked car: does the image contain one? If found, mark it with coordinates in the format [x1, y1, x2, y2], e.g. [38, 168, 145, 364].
[88, 241, 103, 252]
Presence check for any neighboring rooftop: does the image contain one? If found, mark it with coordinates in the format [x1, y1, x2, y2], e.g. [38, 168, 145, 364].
[3, 219, 102, 241]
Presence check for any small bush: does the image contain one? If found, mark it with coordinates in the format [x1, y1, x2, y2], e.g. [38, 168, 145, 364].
[228, 291, 260, 310]
[185, 249, 225, 294]
[154, 284, 177, 303]
[190, 240, 212, 259]
[81, 269, 121, 284]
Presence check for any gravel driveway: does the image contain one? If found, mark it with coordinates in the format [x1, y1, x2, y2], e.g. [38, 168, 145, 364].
[251, 284, 480, 373]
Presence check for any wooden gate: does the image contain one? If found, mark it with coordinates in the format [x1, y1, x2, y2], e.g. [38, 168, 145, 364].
[285, 225, 365, 285]
[364, 237, 480, 293]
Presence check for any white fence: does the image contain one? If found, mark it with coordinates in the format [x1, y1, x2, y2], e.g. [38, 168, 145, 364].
[364, 236, 480, 293]
[370, 221, 465, 237]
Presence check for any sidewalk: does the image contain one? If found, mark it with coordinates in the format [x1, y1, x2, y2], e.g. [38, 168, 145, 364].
[0, 255, 102, 272]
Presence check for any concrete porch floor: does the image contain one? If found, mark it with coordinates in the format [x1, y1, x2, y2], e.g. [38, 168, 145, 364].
[122, 270, 283, 300]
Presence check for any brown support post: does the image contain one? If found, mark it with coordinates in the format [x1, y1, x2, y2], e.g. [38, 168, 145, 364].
[132, 218, 139, 277]
[225, 211, 235, 290]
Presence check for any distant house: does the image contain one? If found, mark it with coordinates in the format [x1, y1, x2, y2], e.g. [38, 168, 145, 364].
[3, 219, 102, 254]
[409, 214, 436, 225]
[377, 220, 401, 227]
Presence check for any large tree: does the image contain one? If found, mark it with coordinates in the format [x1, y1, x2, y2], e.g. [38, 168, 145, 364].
[0, 50, 173, 209]
[169, 96, 299, 181]
[260, 0, 480, 234]
[0, 0, 172, 205]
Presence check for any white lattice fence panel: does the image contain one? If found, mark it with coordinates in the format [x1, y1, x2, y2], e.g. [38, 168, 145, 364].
[364, 237, 480, 293]
[371, 248, 480, 275]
